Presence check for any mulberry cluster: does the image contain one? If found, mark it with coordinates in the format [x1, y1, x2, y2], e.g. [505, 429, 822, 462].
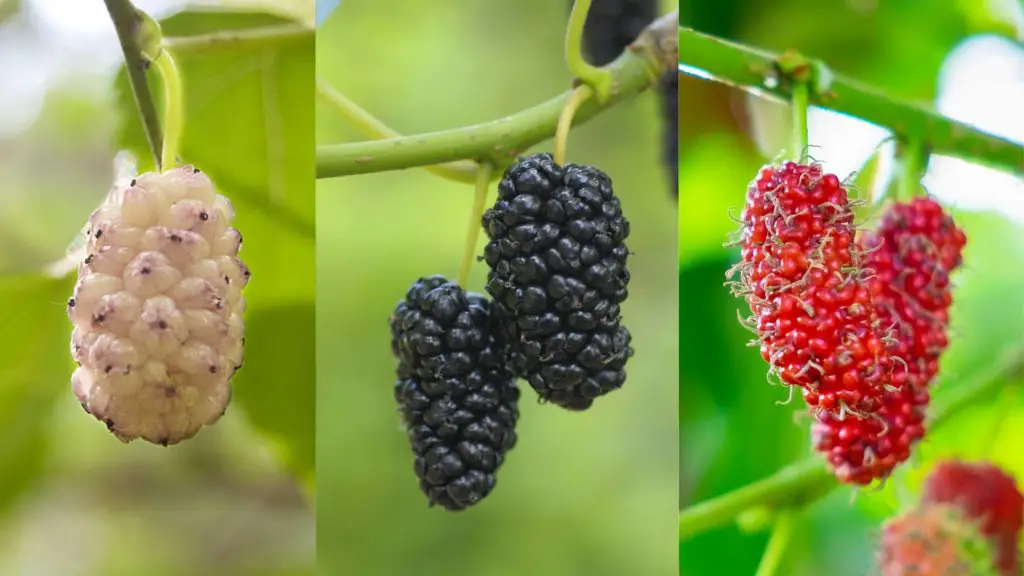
[390, 154, 636, 509]
[67, 165, 248, 446]
[389, 276, 520, 511]
[481, 153, 633, 411]
[810, 198, 966, 484]
[922, 460, 1024, 575]
[878, 502, 1000, 576]
[731, 161, 895, 416]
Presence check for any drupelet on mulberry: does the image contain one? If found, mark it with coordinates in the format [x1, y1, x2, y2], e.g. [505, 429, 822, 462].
[67, 165, 248, 446]
[481, 153, 633, 411]
[390, 276, 520, 511]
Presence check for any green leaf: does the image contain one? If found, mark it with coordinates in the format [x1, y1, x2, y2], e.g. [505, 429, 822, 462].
[231, 303, 315, 497]
[113, 8, 315, 484]
[0, 274, 75, 512]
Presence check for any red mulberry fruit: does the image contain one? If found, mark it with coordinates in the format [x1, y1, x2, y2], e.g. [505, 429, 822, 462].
[922, 460, 1023, 575]
[730, 161, 896, 416]
[481, 153, 633, 411]
[878, 503, 1001, 576]
[67, 165, 248, 446]
[390, 276, 520, 511]
[811, 198, 966, 484]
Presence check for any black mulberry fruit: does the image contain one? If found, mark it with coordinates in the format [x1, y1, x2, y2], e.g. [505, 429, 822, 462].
[482, 153, 633, 411]
[576, 0, 658, 67]
[389, 276, 520, 511]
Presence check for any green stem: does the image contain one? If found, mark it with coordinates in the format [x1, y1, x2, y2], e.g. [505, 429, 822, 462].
[162, 24, 311, 54]
[459, 163, 494, 288]
[103, 0, 163, 169]
[315, 78, 480, 183]
[897, 134, 925, 200]
[317, 11, 677, 179]
[680, 459, 831, 542]
[679, 344, 1024, 542]
[565, 0, 613, 103]
[678, 26, 1024, 176]
[755, 511, 796, 576]
[153, 50, 183, 170]
[790, 82, 809, 162]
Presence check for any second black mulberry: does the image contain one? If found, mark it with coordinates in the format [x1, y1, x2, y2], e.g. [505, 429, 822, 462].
[482, 153, 633, 411]
[390, 276, 520, 511]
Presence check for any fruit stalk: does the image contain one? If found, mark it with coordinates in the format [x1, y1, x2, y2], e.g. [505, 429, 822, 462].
[103, 0, 164, 169]
[153, 49, 183, 170]
[458, 162, 493, 288]
[677, 26, 1024, 176]
[565, 0, 614, 103]
[789, 81, 808, 162]
[554, 85, 593, 165]
[896, 134, 925, 201]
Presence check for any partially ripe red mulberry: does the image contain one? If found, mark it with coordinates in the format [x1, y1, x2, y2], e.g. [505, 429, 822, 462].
[878, 503, 1001, 576]
[811, 198, 966, 485]
[67, 165, 249, 446]
[730, 161, 896, 415]
[922, 460, 1024, 575]
[812, 383, 928, 485]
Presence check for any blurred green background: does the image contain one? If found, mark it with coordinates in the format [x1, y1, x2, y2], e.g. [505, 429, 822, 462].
[0, 2, 314, 574]
[315, 1, 678, 574]
[678, 1, 1024, 574]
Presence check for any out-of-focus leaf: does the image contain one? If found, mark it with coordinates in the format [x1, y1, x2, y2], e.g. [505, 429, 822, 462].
[0, 0, 19, 22]
[679, 255, 809, 576]
[0, 274, 74, 512]
[231, 303, 315, 496]
[114, 8, 314, 485]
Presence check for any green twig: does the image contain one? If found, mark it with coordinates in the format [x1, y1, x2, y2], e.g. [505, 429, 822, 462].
[459, 162, 494, 288]
[678, 26, 1024, 176]
[679, 345, 1024, 542]
[316, 11, 678, 179]
[162, 24, 311, 54]
[755, 511, 796, 576]
[103, 0, 163, 169]
[565, 0, 613, 103]
[315, 78, 480, 183]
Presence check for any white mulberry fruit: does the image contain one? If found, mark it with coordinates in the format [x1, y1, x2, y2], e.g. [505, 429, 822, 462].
[67, 165, 249, 446]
